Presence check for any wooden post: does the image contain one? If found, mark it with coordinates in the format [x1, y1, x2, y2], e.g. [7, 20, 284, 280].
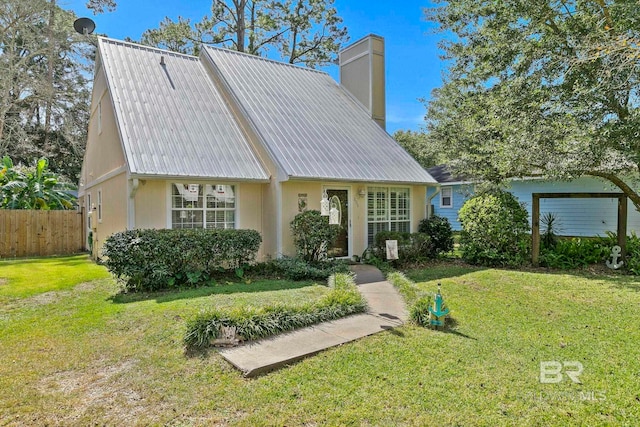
[618, 196, 628, 260]
[532, 194, 540, 267]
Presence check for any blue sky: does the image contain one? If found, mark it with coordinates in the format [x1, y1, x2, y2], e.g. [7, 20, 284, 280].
[62, 0, 444, 134]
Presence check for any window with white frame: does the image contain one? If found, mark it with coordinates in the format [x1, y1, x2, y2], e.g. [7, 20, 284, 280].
[171, 183, 235, 229]
[97, 189, 103, 222]
[440, 187, 453, 208]
[367, 187, 411, 246]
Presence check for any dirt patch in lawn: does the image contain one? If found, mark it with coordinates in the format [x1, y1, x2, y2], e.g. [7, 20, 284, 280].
[38, 359, 147, 423]
[0, 278, 7, 286]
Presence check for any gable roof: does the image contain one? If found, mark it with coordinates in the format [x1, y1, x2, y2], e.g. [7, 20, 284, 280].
[202, 46, 436, 184]
[98, 37, 269, 181]
[97, 37, 436, 185]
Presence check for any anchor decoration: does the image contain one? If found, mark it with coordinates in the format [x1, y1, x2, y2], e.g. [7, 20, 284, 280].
[428, 282, 450, 329]
[606, 245, 624, 270]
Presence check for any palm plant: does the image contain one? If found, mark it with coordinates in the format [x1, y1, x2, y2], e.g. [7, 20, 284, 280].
[0, 156, 76, 210]
[541, 212, 562, 250]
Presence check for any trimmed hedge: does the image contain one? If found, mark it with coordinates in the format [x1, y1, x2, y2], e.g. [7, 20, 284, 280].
[373, 231, 436, 263]
[102, 228, 261, 292]
[184, 273, 366, 347]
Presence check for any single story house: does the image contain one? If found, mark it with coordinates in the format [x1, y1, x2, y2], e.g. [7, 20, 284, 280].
[79, 35, 437, 260]
[427, 165, 640, 237]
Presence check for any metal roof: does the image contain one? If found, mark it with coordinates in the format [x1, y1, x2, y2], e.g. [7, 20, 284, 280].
[202, 46, 437, 184]
[98, 38, 269, 181]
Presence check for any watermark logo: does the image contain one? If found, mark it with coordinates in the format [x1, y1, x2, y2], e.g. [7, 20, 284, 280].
[533, 361, 606, 402]
[540, 361, 583, 384]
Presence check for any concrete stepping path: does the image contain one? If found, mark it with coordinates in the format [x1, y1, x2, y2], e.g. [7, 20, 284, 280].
[219, 264, 407, 377]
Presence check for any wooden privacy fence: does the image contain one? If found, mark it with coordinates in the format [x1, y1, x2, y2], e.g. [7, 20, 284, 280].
[0, 210, 84, 258]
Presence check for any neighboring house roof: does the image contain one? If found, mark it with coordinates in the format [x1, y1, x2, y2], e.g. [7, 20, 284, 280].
[98, 38, 270, 181]
[203, 46, 436, 184]
[98, 37, 436, 185]
[427, 165, 470, 184]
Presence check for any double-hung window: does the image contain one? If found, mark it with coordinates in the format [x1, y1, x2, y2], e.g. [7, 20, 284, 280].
[171, 183, 236, 229]
[367, 187, 411, 246]
[440, 187, 453, 208]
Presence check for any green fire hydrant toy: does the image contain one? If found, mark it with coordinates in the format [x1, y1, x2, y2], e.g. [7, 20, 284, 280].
[428, 283, 449, 329]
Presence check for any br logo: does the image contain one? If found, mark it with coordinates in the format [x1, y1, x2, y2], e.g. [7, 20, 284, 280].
[540, 361, 583, 384]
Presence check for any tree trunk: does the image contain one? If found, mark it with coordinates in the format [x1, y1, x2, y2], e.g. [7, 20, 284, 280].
[234, 0, 246, 52]
[587, 171, 640, 213]
[44, 0, 56, 150]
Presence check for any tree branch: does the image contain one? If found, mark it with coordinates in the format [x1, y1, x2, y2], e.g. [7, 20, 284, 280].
[586, 170, 640, 212]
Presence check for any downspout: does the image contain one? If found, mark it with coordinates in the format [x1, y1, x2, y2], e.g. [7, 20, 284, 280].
[426, 185, 441, 219]
[128, 178, 139, 230]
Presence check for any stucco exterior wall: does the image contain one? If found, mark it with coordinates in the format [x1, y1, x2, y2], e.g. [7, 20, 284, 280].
[134, 180, 167, 229]
[81, 63, 128, 255]
[90, 173, 128, 257]
[81, 66, 126, 185]
[280, 181, 430, 259]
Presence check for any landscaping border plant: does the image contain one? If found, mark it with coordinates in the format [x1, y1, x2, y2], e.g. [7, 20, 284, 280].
[387, 271, 435, 327]
[102, 228, 262, 292]
[184, 273, 367, 348]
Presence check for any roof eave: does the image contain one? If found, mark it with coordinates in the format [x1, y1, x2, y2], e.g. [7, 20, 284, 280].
[129, 173, 271, 183]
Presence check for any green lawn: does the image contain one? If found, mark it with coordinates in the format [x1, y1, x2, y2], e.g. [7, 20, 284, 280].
[1, 256, 639, 426]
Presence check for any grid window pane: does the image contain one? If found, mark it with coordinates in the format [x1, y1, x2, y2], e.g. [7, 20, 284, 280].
[172, 183, 235, 229]
[366, 187, 411, 246]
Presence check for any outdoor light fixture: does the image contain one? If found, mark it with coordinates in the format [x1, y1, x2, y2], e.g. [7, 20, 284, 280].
[329, 204, 339, 225]
[328, 195, 341, 225]
[358, 187, 366, 197]
[320, 190, 330, 216]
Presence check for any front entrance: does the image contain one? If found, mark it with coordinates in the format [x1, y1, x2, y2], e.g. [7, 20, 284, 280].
[326, 188, 349, 258]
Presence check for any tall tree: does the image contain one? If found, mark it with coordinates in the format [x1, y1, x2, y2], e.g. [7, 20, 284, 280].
[425, 0, 640, 212]
[0, 0, 92, 181]
[139, 0, 348, 67]
[393, 130, 440, 170]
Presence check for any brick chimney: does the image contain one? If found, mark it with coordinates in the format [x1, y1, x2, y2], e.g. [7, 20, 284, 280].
[339, 34, 386, 130]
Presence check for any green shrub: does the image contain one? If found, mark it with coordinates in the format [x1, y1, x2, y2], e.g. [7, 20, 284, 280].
[290, 210, 340, 262]
[373, 231, 436, 263]
[418, 215, 454, 254]
[184, 273, 366, 347]
[102, 228, 261, 292]
[458, 190, 531, 267]
[539, 237, 610, 269]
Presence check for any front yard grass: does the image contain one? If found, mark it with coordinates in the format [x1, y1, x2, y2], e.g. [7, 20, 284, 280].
[1, 256, 639, 425]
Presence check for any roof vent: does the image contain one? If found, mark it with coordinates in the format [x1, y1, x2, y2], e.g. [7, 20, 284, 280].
[160, 56, 166, 66]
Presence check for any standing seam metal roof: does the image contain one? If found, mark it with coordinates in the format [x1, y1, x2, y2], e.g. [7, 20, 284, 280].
[202, 46, 437, 184]
[98, 37, 269, 181]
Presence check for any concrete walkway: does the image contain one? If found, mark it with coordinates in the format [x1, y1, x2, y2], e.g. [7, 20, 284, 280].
[219, 264, 407, 377]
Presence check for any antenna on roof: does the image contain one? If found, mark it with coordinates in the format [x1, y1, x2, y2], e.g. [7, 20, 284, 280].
[73, 17, 96, 35]
[160, 56, 166, 66]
